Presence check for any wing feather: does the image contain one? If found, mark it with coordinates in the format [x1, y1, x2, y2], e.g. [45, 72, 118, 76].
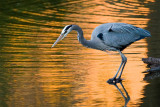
[92, 23, 151, 51]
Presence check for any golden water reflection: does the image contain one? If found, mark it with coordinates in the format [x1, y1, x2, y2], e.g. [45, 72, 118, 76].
[0, 0, 154, 107]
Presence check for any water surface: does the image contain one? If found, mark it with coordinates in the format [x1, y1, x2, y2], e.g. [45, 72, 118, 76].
[0, 0, 160, 107]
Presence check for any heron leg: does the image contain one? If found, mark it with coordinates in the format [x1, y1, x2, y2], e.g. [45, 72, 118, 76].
[107, 62, 123, 84]
[107, 51, 127, 84]
[117, 52, 127, 79]
[112, 61, 124, 79]
[112, 51, 127, 79]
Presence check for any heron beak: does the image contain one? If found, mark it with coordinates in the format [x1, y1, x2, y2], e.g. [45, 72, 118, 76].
[51, 33, 65, 48]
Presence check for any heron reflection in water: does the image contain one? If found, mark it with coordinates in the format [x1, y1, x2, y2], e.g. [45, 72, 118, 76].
[109, 82, 130, 107]
[51, 23, 151, 83]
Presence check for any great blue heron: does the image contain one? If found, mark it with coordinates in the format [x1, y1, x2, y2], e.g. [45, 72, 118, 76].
[51, 23, 151, 83]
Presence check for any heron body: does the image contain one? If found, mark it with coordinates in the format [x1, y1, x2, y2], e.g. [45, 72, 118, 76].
[52, 23, 151, 83]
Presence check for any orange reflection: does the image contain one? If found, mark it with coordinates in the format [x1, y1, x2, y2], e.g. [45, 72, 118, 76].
[56, 0, 151, 106]
[4, 0, 154, 107]
[41, 0, 151, 106]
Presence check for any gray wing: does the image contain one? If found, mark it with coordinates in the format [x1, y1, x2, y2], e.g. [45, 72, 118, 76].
[92, 23, 151, 51]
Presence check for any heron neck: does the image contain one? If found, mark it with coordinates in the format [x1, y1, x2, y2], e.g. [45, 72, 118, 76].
[72, 25, 94, 49]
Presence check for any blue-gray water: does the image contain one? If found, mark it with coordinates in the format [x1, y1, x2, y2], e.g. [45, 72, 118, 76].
[0, 0, 160, 107]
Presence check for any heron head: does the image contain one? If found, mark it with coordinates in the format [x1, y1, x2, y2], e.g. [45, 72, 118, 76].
[51, 25, 73, 48]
